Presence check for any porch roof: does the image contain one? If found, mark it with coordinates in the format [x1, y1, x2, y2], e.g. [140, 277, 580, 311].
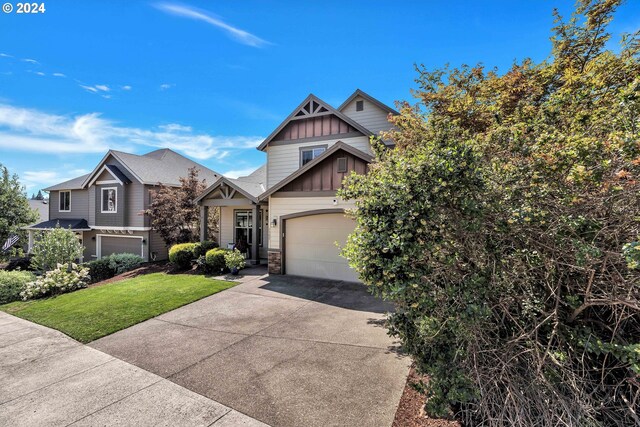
[25, 218, 91, 231]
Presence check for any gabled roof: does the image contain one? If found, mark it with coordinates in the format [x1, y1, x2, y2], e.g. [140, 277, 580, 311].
[44, 174, 90, 191]
[256, 94, 374, 152]
[43, 149, 221, 192]
[258, 141, 373, 201]
[337, 88, 399, 115]
[195, 165, 267, 204]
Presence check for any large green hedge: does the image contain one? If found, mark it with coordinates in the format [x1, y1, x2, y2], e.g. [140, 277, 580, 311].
[339, 2, 640, 425]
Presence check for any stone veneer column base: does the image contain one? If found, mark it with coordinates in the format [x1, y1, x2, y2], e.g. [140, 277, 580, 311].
[268, 250, 282, 274]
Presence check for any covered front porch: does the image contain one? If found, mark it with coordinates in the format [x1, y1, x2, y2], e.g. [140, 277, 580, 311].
[196, 178, 268, 266]
[24, 218, 91, 262]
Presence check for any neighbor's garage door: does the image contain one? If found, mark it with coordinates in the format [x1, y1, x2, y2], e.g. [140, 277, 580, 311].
[285, 213, 359, 282]
[100, 236, 143, 259]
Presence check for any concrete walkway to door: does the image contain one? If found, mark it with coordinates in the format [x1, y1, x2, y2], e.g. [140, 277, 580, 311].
[90, 268, 410, 427]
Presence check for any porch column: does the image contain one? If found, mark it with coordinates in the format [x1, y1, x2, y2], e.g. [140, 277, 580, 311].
[199, 205, 208, 242]
[251, 204, 259, 264]
[28, 230, 34, 253]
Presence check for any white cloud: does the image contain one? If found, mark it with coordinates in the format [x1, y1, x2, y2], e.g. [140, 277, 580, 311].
[35, 71, 45, 76]
[0, 53, 12, 58]
[159, 123, 192, 132]
[80, 85, 98, 93]
[95, 84, 109, 92]
[52, 73, 66, 77]
[160, 83, 174, 90]
[0, 103, 263, 160]
[121, 85, 132, 91]
[22, 58, 39, 64]
[154, 3, 270, 48]
[223, 167, 261, 179]
[21, 168, 90, 191]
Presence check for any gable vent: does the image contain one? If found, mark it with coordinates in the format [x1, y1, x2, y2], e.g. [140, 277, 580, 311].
[356, 100, 364, 111]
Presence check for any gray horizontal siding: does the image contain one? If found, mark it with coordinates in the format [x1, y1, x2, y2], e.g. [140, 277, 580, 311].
[49, 189, 89, 220]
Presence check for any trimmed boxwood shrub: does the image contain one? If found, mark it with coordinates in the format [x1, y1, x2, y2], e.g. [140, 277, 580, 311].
[0, 270, 35, 304]
[86, 258, 113, 283]
[86, 253, 145, 283]
[108, 253, 144, 275]
[169, 243, 197, 270]
[205, 248, 229, 274]
[193, 240, 219, 258]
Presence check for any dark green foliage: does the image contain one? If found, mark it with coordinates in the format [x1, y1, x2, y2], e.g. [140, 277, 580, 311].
[86, 253, 145, 283]
[86, 258, 113, 283]
[339, 2, 640, 425]
[0, 164, 38, 261]
[193, 240, 218, 258]
[107, 253, 144, 275]
[0, 270, 35, 304]
[168, 243, 197, 270]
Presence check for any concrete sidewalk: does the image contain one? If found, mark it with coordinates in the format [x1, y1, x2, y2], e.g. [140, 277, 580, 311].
[0, 311, 268, 427]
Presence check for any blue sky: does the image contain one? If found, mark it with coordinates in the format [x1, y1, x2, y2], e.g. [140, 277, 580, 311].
[1, 1, 638, 194]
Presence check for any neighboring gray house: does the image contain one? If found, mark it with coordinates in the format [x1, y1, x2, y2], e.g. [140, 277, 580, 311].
[27, 149, 219, 262]
[28, 198, 49, 223]
[196, 89, 397, 282]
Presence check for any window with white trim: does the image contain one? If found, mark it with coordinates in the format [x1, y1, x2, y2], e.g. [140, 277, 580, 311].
[301, 147, 326, 166]
[59, 191, 71, 212]
[101, 187, 117, 213]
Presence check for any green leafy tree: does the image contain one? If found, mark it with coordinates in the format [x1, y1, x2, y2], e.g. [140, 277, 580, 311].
[0, 164, 38, 258]
[340, 1, 640, 425]
[31, 225, 84, 272]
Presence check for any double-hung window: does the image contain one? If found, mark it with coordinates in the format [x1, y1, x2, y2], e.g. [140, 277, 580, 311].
[300, 146, 326, 166]
[101, 187, 117, 213]
[59, 191, 71, 212]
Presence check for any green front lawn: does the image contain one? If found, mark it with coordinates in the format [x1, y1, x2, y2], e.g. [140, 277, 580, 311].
[0, 273, 235, 343]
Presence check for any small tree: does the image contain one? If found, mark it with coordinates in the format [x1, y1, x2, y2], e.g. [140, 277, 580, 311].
[31, 225, 84, 272]
[0, 164, 38, 259]
[146, 167, 214, 245]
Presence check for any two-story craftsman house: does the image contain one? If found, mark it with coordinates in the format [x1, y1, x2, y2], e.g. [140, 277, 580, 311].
[196, 89, 397, 282]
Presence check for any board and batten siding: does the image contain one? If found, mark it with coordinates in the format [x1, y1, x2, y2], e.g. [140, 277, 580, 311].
[149, 229, 168, 261]
[266, 136, 371, 188]
[268, 196, 357, 250]
[341, 96, 392, 134]
[49, 189, 90, 220]
[94, 183, 126, 227]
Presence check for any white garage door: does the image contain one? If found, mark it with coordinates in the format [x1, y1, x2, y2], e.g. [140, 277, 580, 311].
[285, 213, 359, 282]
[99, 236, 143, 259]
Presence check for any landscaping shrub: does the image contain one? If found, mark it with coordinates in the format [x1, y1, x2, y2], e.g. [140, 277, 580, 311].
[0, 270, 35, 304]
[107, 253, 144, 275]
[168, 243, 197, 270]
[31, 225, 83, 272]
[21, 263, 89, 300]
[4, 256, 33, 271]
[205, 248, 229, 274]
[224, 249, 246, 272]
[339, 2, 640, 425]
[193, 240, 218, 258]
[86, 258, 113, 283]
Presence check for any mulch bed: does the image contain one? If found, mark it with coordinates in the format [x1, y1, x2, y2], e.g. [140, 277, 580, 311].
[393, 365, 461, 427]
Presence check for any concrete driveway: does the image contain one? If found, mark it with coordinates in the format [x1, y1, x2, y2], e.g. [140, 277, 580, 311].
[0, 310, 266, 426]
[90, 270, 410, 427]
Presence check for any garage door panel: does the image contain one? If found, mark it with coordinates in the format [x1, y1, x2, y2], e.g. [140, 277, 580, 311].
[285, 213, 359, 282]
[100, 236, 143, 258]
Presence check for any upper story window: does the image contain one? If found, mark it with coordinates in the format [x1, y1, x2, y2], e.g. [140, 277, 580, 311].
[300, 146, 326, 166]
[59, 191, 71, 212]
[356, 100, 364, 111]
[101, 187, 117, 213]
